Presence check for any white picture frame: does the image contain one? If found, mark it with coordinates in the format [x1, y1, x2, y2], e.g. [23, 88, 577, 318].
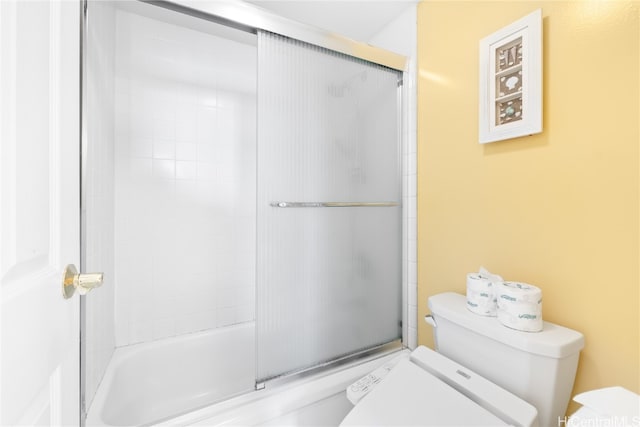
[479, 9, 542, 144]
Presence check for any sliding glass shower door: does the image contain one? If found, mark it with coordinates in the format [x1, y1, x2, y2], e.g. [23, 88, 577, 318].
[256, 31, 403, 383]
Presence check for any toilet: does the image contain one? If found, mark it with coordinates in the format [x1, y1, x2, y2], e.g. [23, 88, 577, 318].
[341, 292, 585, 426]
[341, 345, 539, 426]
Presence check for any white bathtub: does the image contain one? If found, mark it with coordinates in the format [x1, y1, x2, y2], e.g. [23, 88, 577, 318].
[87, 322, 405, 426]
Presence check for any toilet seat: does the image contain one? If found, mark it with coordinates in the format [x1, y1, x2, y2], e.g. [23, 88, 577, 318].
[340, 346, 538, 427]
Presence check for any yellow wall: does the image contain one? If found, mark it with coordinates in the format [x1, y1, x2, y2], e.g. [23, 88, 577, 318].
[417, 0, 639, 412]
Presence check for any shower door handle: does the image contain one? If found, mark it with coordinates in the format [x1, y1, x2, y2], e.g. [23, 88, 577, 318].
[270, 201, 399, 208]
[61, 264, 104, 299]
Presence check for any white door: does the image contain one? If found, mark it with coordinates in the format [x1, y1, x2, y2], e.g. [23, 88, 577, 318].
[1, 0, 81, 425]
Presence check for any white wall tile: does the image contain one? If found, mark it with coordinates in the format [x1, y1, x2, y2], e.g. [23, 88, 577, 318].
[176, 142, 196, 161]
[176, 108, 198, 142]
[152, 159, 175, 180]
[217, 307, 236, 327]
[197, 144, 217, 163]
[202, 310, 218, 330]
[153, 139, 175, 159]
[408, 327, 417, 349]
[153, 317, 176, 340]
[237, 305, 255, 324]
[218, 286, 238, 308]
[131, 137, 153, 158]
[176, 161, 197, 180]
[129, 158, 152, 179]
[114, 9, 257, 347]
[408, 305, 417, 329]
[153, 109, 176, 140]
[130, 320, 154, 345]
[196, 162, 217, 181]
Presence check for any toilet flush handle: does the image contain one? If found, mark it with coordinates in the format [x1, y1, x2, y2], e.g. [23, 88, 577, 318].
[424, 314, 437, 328]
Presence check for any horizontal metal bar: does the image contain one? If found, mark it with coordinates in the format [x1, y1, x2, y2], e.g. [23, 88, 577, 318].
[270, 201, 399, 208]
[147, 1, 408, 72]
[257, 339, 404, 387]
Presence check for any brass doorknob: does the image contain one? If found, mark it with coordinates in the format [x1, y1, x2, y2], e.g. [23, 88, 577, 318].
[62, 264, 104, 299]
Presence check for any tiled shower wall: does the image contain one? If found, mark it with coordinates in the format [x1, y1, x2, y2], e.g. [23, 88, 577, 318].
[369, 5, 418, 349]
[113, 9, 257, 347]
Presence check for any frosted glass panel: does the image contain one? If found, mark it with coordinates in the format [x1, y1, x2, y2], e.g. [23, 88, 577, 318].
[257, 31, 402, 382]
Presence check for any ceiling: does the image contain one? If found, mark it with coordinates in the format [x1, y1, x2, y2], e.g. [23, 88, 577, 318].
[245, 1, 417, 42]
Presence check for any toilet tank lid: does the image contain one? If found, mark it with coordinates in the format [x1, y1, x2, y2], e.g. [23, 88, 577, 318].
[428, 292, 585, 359]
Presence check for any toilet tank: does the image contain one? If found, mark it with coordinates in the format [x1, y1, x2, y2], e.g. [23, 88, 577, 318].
[428, 292, 584, 427]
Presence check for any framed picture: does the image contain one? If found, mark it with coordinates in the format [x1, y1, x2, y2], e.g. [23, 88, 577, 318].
[479, 9, 542, 144]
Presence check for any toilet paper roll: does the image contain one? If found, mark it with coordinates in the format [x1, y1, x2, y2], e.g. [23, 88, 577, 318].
[466, 273, 499, 316]
[496, 281, 543, 332]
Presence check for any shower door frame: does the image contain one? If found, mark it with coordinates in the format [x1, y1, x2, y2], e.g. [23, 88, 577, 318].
[80, 0, 411, 422]
[145, 0, 412, 354]
[147, 0, 407, 71]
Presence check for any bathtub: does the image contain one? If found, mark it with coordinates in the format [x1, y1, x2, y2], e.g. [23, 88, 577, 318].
[86, 322, 406, 426]
[86, 322, 255, 426]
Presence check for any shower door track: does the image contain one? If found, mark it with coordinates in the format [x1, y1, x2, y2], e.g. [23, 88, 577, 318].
[144, 0, 407, 72]
[255, 340, 403, 390]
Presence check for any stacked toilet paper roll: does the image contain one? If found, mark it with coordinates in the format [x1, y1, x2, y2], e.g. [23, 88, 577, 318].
[466, 269, 501, 316]
[496, 281, 543, 332]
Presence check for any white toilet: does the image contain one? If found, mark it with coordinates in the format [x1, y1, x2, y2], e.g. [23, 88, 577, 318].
[341, 345, 539, 426]
[341, 292, 585, 426]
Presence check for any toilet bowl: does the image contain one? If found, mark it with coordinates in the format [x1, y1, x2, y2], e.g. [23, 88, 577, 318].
[340, 346, 538, 426]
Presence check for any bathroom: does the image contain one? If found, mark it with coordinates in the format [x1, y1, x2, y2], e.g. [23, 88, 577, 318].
[0, 0, 637, 426]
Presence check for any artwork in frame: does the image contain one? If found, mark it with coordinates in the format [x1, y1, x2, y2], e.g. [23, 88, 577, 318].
[479, 9, 542, 144]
